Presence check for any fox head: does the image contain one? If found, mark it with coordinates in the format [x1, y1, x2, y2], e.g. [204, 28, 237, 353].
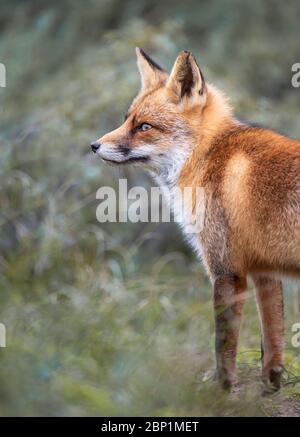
[91, 48, 226, 179]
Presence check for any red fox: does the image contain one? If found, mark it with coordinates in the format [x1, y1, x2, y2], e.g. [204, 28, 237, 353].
[90, 48, 300, 390]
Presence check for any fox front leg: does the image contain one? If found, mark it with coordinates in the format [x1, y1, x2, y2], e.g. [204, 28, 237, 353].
[213, 274, 246, 390]
[252, 274, 284, 391]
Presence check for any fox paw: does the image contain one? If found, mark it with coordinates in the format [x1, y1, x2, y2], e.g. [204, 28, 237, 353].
[215, 369, 235, 391]
[262, 365, 283, 392]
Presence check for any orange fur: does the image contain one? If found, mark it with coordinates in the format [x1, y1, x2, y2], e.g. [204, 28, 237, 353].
[91, 48, 299, 390]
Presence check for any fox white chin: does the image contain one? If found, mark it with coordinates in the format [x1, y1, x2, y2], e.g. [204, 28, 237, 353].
[94, 147, 149, 165]
[101, 155, 150, 166]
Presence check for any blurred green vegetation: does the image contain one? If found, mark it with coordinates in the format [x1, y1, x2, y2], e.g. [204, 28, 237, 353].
[0, 0, 300, 416]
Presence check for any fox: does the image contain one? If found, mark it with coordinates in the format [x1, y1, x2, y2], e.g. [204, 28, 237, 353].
[90, 47, 300, 391]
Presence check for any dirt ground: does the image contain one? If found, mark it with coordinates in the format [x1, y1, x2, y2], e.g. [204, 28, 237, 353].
[231, 368, 300, 417]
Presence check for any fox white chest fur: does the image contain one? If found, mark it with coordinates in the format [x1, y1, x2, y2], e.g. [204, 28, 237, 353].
[153, 152, 205, 259]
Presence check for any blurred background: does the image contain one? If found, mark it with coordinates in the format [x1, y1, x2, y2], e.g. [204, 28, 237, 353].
[0, 0, 300, 416]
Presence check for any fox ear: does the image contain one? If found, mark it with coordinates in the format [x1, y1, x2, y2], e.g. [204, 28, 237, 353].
[136, 47, 168, 90]
[166, 51, 206, 106]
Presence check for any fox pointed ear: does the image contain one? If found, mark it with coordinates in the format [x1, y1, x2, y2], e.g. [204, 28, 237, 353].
[166, 51, 206, 106]
[136, 47, 168, 90]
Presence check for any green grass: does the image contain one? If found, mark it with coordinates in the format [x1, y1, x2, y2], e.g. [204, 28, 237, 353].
[0, 0, 300, 416]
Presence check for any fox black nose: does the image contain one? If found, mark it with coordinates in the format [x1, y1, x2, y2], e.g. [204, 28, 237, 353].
[90, 141, 100, 153]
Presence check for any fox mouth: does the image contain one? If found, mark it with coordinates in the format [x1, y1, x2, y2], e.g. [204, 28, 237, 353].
[101, 156, 149, 165]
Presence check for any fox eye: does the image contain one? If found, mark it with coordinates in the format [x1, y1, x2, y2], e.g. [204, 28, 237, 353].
[139, 123, 152, 132]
